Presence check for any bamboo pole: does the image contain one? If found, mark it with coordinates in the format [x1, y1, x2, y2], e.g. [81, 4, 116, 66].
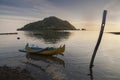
[89, 10, 107, 68]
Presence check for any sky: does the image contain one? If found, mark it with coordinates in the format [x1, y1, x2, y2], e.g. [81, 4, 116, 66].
[0, 0, 120, 31]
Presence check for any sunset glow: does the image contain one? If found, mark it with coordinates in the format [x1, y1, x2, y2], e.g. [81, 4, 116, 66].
[0, 0, 120, 31]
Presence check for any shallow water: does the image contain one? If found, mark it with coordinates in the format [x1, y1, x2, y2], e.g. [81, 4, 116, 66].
[0, 30, 120, 80]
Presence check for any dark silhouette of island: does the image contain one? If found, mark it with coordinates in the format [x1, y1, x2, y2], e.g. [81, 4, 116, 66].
[18, 16, 77, 30]
[109, 32, 120, 35]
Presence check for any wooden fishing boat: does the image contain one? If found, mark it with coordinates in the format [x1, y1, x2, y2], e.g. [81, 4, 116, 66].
[25, 43, 65, 55]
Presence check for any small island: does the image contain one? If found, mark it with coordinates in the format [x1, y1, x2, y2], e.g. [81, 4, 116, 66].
[18, 16, 77, 30]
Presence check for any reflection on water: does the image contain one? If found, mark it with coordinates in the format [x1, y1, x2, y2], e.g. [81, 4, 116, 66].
[88, 68, 94, 80]
[24, 30, 71, 44]
[1, 31, 120, 80]
[26, 53, 65, 67]
[23, 53, 66, 80]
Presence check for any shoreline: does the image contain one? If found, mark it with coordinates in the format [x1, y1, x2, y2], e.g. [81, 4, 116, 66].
[0, 32, 18, 35]
[0, 65, 35, 80]
[109, 32, 120, 35]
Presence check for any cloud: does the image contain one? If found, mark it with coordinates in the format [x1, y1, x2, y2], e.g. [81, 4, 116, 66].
[103, 0, 120, 24]
[0, 0, 49, 8]
[0, 0, 120, 29]
[0, 0, 69, 19]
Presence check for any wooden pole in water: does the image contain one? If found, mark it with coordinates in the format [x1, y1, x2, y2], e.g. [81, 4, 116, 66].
[89, 10, 107, 68]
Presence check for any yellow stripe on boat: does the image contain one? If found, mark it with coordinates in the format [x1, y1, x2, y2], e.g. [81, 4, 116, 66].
[38, 45, 65, 55]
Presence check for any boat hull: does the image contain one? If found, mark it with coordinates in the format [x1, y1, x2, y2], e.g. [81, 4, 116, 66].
[25, 43, 65, 55]
[37, 45, 65, 55]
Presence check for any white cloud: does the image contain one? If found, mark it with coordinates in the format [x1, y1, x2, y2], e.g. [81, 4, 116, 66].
[0, 0, 120, 30]
[0, 0, 70, 19]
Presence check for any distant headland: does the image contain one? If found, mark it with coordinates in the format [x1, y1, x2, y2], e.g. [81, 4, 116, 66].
[17, 16, 77, 31]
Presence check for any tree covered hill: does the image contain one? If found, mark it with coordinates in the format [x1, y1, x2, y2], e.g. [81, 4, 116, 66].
[18, 16, 76, 30]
